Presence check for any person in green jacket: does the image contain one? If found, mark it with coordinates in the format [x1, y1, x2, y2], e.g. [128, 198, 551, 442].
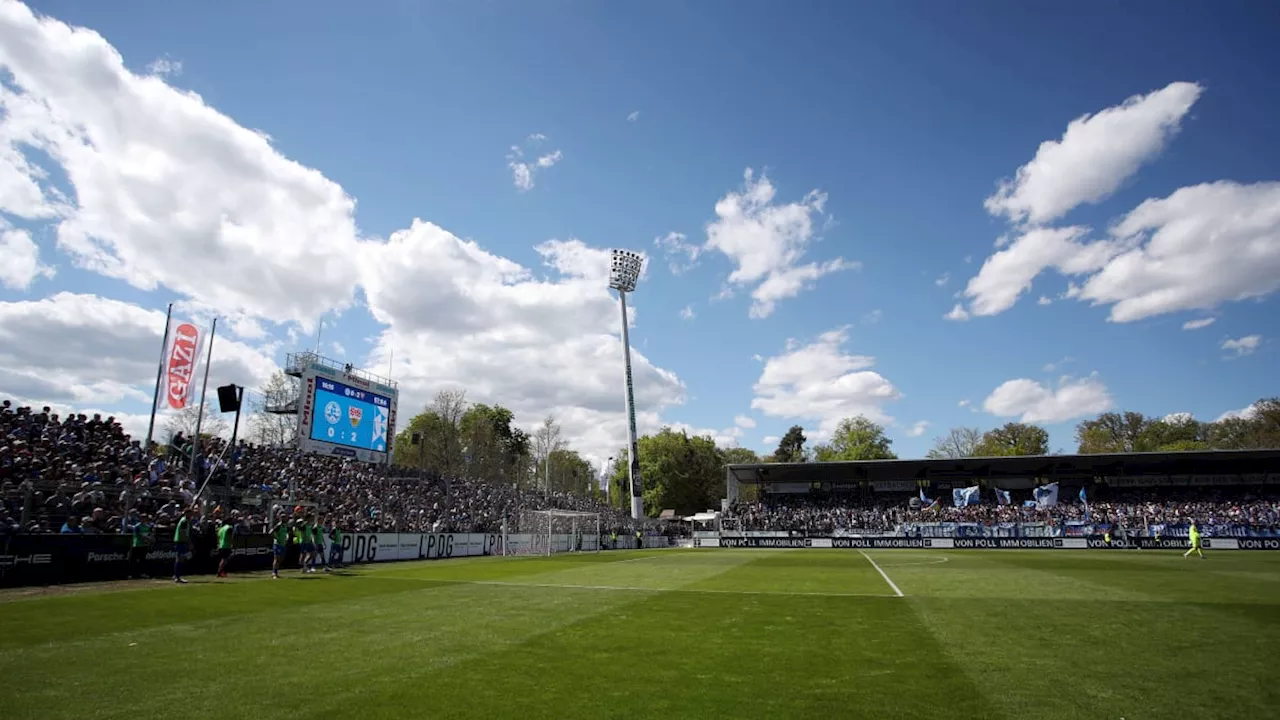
[1183, 521, 1205, 559]
[216, 516, 235, 578]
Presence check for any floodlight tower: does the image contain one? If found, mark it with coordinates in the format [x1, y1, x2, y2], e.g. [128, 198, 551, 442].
[609, 249, 645, 521]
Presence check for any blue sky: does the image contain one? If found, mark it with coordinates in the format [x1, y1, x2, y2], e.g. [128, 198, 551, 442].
[0, 0, 1277, 463]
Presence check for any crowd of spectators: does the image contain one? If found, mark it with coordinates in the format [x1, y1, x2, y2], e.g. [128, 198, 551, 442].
[1, 401, 642, 537]
[728, 486, 1280, 536]
[6, 400, 1277, 539]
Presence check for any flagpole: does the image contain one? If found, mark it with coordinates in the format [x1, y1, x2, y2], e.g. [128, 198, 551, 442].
[190, 317, 218, 475]
[144, 303, 173, 452]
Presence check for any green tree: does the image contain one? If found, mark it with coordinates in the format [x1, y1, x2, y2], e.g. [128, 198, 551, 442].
[722, 447, 761, 465]
[608, 428, 725, 516]
[925, 427, 982, 459]
[976, 422, 1049, 456]
[1205, 398, 1280, 450]
[813, 416, 896, 461]
[547, 448, 593, 495]
[1075, 412, 1152, 453]
[458, 403, 528, 485]
[772, 425, 807, 463]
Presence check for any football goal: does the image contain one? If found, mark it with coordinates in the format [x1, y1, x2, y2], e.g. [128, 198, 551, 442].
[505, 509, 601, 556]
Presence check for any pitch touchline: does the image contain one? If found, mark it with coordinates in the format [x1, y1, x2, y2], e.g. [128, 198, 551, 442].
[858, 550, 905, 597]
[471, 580, 900, 598]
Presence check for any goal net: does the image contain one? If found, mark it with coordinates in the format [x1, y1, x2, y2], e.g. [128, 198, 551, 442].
[505, 509, 601, 556]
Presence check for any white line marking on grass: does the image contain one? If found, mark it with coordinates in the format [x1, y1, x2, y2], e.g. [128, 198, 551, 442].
[875, 556, 950, 568]
[470, 580, 897, 598]
[858, 550, 904, 597]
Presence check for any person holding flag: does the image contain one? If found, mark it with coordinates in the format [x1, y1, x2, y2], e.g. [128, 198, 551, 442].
[1184, 521, 1205, 559]
[1079, 487, 1089, 522]
[995, 489, 1012, 506]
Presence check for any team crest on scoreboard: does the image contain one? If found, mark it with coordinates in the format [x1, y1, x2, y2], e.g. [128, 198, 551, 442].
[348, 406, 363, 428]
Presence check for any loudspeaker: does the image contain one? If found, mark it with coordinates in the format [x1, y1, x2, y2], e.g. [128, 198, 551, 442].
[217, 384, 241, 413]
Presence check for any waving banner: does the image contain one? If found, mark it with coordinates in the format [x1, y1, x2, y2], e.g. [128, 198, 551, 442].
[164, 322, 204, 410]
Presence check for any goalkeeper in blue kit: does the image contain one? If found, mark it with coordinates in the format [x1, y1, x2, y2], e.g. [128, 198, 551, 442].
[1183, 521, 1205, 559]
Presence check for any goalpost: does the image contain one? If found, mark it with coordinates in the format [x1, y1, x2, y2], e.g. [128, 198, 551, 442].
[504, 509, 601, 556]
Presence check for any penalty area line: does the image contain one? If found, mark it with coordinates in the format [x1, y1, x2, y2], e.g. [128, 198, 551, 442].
[858, 550, 905, 597]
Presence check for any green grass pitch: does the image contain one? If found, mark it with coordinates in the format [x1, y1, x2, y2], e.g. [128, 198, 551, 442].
[2, 549, 1278, 719]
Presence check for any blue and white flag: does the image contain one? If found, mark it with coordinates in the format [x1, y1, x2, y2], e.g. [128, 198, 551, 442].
[919, 488, 939, 509]
[995, 489, 1012, 506]
[952, 486, 981, 507]
[1079, 487, 1088, 504]
[1033, 482, 1059, 508]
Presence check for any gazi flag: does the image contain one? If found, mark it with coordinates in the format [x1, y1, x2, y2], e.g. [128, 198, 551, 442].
[952, 485, 981, 507]
[164, 322, 205, 410]
[995, 488, 1012, 505]
[1033, 482, 1059, 508]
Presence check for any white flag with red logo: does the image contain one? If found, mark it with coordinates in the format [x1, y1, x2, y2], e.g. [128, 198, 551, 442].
[164, 322, 205, 410]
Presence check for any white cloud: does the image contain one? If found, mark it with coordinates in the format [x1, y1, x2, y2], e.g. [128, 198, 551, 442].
[957, 399, 970, 408]
[1182, 317, 1215, 330]
[1072, 182, 1280, 322]
[960, 80, 1280, 323]
[331, 341, 346, 356]
[761, 435, 779, 447]
[1163, 412, 1195, 424]
[0, 228, 54, 289]
[626, 111, 639, 123]
[0, 4, 365, 329]
[358, 225, 685, 462]
[944, 304, 969, 321]
[1222, 334, 1260, 358]
[1037, 295, 1052, 306]
[666, 421, 743, 448]
[654, 231, 702, 274]
[734, 415, 756, 429]
[704, 169, 854, 319]
[0, 293, 278, 415]
[1042, 356, 1073, 373]
[1216, 402, 1261, 423]
[506, 137, 561, 191]
[750, 326, 900, 440]
[906, 420, 929, 437]
[0, 6, 688, 464]
[982, 373, 1114, 424]
[985, 81, 1203, 225]
[678, 304, 694, 321]
[961, 226, 1115, 316]
[935, 273, 949, 287]
[862, 308, 883, 324]
[145, 55, 182, 77]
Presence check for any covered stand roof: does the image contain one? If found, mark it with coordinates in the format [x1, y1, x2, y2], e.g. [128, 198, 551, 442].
[727, 449, 1280, 485]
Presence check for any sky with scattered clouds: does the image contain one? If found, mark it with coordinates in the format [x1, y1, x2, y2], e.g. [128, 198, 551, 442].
[1, 1, 1277, 466]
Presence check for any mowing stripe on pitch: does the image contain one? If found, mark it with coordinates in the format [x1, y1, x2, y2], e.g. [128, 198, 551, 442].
[471, 580, 899, 598]
[858, 550, 905, 597]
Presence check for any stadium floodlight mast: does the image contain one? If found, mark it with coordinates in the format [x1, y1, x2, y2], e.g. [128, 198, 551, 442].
[609, 249, 645, 521]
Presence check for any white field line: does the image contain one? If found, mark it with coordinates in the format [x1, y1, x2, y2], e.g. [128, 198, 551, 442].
[874, 556, 951, 568]
[470, 579, 898, 598]
[858, 550, 905, 597]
